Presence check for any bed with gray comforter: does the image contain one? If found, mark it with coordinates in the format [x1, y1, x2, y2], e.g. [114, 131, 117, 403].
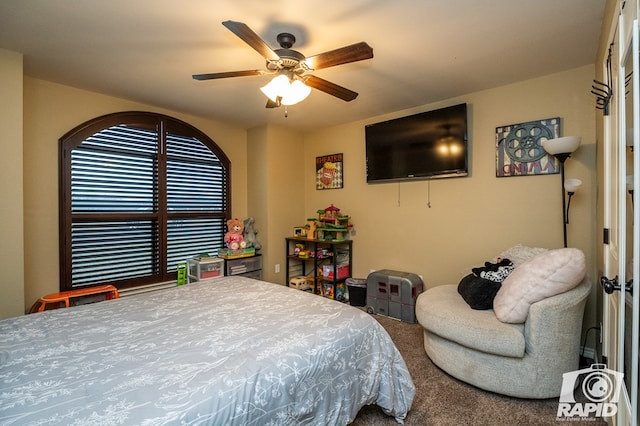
[0, 276, 414, 425]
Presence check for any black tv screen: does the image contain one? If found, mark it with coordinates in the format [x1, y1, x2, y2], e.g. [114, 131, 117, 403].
[365, 103, 468, 183]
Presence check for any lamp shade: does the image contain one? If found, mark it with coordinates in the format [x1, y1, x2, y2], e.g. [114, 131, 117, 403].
[260, 75, 311, 106]
[260, 74, 289, 102]
[541, 136, 581, 155]
[564, 178, 582, 193]
[286, 80, 311, 105]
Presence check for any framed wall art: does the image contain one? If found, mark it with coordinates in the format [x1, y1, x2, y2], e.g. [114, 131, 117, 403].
[495, 117, 561, 177]
[316, 153, 344, 189]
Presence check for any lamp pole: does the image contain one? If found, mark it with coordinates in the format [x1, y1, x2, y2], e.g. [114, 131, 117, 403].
[555, 153, 571, 248]
[542, 136, 581, 249]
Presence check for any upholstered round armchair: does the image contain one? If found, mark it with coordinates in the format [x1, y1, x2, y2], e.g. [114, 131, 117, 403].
[415, 246, 591, 399]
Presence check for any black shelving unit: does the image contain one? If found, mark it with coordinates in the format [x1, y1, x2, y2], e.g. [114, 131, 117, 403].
[285, 237, 352, 300]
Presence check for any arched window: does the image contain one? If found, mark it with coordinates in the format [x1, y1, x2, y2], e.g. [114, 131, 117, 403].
[59, 111, 230, 291]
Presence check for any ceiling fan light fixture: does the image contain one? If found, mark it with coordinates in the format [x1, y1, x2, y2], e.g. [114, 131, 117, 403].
[195, 22, 372, 107]
[260, 75, 311, 106]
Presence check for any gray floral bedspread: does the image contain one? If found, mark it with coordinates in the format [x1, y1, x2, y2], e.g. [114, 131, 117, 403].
[0, 276, 415, 425]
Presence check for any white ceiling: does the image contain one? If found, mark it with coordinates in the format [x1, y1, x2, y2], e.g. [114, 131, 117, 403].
[0, 0, 606, 132]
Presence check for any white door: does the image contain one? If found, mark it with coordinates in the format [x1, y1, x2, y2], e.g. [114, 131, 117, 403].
[602, 1, 639, 424]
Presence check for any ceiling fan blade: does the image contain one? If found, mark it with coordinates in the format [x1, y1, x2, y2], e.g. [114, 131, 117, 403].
[192, 70, 265, 80]
[304, 42, 373, 70]
[304, 76, 358, 102]
[222, 20, 281, 61]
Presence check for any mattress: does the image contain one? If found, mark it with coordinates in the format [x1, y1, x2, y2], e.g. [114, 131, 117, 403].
[0, 276, 415, 425]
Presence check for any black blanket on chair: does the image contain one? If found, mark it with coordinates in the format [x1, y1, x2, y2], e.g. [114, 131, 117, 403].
[457, 258, 513, 310]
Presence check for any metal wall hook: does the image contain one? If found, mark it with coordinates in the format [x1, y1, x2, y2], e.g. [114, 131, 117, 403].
[591, 44, 613, 116]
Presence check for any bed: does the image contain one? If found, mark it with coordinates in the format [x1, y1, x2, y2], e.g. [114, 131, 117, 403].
[0, 276, 415, 425]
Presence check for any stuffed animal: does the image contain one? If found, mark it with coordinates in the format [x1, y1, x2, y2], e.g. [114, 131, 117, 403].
[243, 217, 261, 250]
[224, 218, 246, 250]
[471, 258, 514, 283]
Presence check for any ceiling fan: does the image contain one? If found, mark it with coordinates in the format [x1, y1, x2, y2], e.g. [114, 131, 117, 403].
[192, 20, 374, 108]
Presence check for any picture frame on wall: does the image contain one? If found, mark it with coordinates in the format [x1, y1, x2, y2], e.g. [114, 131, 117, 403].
[495, 117, 561, 177]
[316, 153, 344, 189]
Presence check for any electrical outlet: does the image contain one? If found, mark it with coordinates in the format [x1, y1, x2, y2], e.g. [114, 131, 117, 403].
[275, 263, 280, 273]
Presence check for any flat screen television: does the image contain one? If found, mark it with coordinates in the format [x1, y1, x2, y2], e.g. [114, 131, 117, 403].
[365, 103, 469, 183]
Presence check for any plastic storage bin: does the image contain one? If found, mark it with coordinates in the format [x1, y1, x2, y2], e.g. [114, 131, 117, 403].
[187, 257, 225, 283]
[346, 278, 367, 306]
[225, 255, 262, 276]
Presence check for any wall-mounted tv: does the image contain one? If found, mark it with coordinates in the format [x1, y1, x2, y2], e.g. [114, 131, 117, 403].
[365, 103, 469, 183]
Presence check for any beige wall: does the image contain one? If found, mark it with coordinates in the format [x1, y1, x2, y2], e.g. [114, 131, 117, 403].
[0, 49, 25, 319]
[20, 78, 249, 312]
[247, 125, 305, 283]
[303, 65, 598, 328]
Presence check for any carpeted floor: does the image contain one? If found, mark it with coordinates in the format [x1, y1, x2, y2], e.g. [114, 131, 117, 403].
[351, 314, 607, 426]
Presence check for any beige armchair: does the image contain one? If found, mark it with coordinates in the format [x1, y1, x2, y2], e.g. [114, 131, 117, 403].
[415, 278, 591, 399]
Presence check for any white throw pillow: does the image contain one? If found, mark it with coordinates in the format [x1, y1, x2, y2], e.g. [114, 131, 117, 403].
[493, 248, 586, 323]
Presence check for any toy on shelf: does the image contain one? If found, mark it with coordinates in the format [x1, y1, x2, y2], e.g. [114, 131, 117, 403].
[243, 217, 262, 250]
[219, 218, 255, 259]
[224, 218, 246, 250]
[306, 220, 317, 240]
[308, 204, 353, 241]
[289, 276, 313, 291]
[298, 250, 312, 259]
[323, 283, 335, 299]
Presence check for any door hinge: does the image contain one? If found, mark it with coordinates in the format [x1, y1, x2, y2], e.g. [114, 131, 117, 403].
[603, 228, 610, 245]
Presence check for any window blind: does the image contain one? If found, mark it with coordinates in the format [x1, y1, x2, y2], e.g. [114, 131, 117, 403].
[65, 120, 228, 289]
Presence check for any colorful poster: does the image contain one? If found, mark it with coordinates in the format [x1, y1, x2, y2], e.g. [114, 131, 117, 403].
[316, 153, 344, 189]
[495, 117, 560, 177]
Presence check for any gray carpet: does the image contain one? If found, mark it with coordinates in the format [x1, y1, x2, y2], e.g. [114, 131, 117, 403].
[351, 314, 607, 426]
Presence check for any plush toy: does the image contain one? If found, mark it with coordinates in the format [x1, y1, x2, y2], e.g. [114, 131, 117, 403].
[224, 218, 246, 250]
[471, 258, 514, 283]
[243, 217, 261, 250]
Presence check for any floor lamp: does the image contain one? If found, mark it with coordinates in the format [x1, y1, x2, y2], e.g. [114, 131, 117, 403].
[542, 136, 581, 248]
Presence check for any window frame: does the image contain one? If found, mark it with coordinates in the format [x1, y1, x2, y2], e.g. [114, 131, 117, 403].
[58, 111, 231, 291]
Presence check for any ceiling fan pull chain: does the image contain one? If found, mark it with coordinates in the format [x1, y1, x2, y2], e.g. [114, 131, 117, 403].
[284, 106, 288, 118]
